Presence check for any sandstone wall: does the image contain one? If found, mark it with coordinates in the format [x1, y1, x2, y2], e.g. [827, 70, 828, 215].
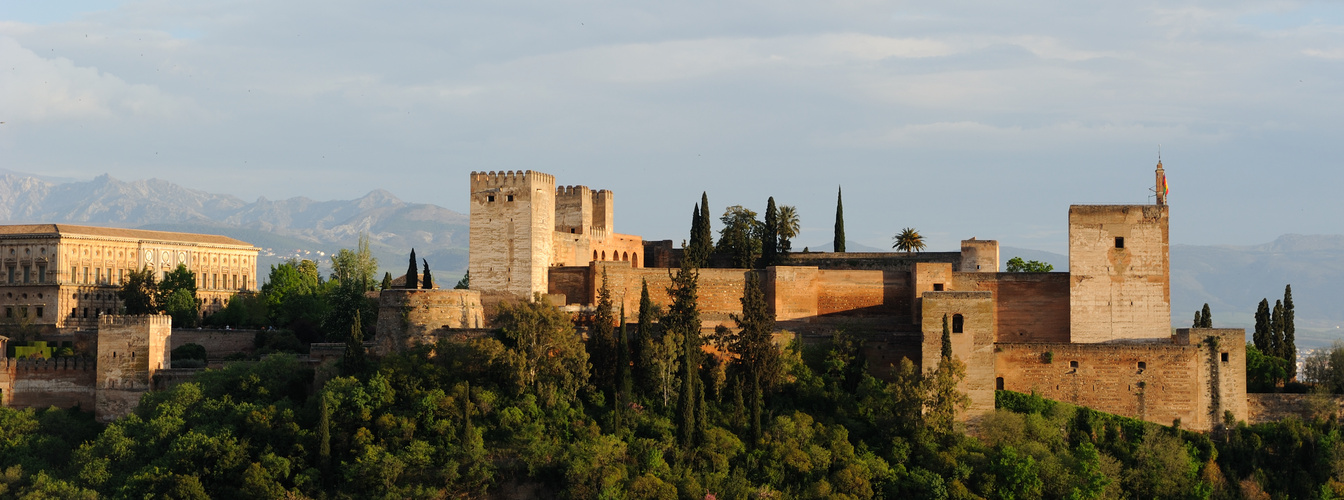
[954, 272, 1070, 343]
[921, 291, 996, 416]
[960, 239, 999, 273]
[375, 289, 485, 354]
[1069, 205, 1171, 343]
[169, 329, 256, 359]
[785, 251, 964, 272]
[95, 314, 171, 422]
[0, 357, 96, 409]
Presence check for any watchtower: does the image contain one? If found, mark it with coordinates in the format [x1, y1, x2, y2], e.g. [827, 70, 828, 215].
[960, 238, 999, 272]
[95, 314, 171, 421]
[468, 171, 557, 298]
[1068, 203, 1170, 343]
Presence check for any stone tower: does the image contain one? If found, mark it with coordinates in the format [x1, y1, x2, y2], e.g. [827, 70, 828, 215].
[468, 171, 557, 298]
[960, 238, 999, 272]
[1068, 204, 1170, 343]
[95, 314, 171, 422]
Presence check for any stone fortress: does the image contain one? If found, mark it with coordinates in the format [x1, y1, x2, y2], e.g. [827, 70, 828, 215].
[0, 225, 259, 421]
[441, 163, 1249, 430]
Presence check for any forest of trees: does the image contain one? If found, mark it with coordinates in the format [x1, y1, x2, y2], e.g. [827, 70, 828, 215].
[3, 233, 1344, 498]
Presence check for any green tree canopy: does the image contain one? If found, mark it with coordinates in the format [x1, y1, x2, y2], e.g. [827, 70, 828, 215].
[120, 267, 158, 315]
[716, 205, 762, 269]
[1005, 257, 1054, 273]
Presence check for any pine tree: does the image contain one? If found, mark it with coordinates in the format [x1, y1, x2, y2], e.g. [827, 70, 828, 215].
[834, 186, 846, 253]
[406, 249, 419, 289]
[590, 269, 617, 397]
[455, 270, 471, 290]
[1284, 284, 1296, 376]
[762, 197, 778, 268]
[421, 259, 434, 289]
[380, 272, 392, 291]
[635, 279, 657, 398]
[1254, 299, 1271, 352]
[729, 273, 776, 447]
[942, 313, 953, 361]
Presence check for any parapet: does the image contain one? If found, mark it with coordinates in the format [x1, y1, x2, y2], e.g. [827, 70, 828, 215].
[99, 314, 172, 328]
[469, 170, 557, 190]
[1, 357, 93, 371]
[556, 185, 593, 197]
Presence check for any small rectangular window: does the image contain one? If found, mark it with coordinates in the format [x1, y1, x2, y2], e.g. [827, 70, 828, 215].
[6, 267, 12, 284]
[933, 283, 944, 291]
[507, 195, 515, 202]
[22, 266, 30, 283]
[487, 195, 495, 202]
[71, 266, 78, 284]
[1115, 237, 1125, 249]
[35, 307, 42, 318]
[37, 266, 45, 283]
[1221, 352, 1229, 362]
[1070, 360, 1079, 369]
[4, 307, 11, 318]
[71, 308, 77, 317]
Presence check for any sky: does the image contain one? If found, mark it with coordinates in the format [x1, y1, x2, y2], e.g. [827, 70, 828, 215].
[1, 1, 1342, 254]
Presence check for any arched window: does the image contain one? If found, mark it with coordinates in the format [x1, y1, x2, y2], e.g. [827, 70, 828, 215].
[593, 250, 598, 261]
[633, 253, 639, 268]
[952, 314, 964, 333]
[996, 377, 1005, 390]
[601, 251, 606, 261]
[622, 252, 628, 261]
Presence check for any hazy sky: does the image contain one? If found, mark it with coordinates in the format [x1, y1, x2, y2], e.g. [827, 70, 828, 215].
[2, 1, 1342, 254]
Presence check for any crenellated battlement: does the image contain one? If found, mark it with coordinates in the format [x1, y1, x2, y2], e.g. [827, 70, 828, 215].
[556, 185, 593, 197]
[1, 357, 93, 371]
[99, 314, 172, 328]
[470, 170, 556, 190]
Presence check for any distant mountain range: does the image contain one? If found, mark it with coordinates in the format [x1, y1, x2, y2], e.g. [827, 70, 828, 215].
[3, 171, 1341, 346]
[0, 172, 468, 280]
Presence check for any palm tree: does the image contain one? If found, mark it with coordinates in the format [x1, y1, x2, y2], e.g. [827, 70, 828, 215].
[892, 227, 926, 252]
[777, 205, 800, 253]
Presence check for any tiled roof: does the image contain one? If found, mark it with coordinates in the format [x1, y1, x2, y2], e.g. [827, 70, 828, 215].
[0, 224, 254, 247]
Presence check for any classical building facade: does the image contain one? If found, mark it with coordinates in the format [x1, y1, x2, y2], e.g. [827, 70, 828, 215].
[0, 224, 259, 332]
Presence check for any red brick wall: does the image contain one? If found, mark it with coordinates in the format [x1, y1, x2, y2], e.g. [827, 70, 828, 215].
[954, 273, 1070, 343]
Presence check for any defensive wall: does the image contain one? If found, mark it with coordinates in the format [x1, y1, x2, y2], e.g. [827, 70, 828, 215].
[993, 328, 1246, 431]
[0, 357, 96, 409]
[375, 288, 485, 355]
[169, 329, 256, 360]
[1069, 205, 1171, 343]
[953, 272, 1071, 343]
[96, 314, 171, 422]
[920, 291, 997, 415]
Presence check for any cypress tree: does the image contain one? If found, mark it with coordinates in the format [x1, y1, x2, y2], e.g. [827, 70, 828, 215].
[688, 202, 703, 265]
[731, 273, 775, 447]
[590, 269, 617, 396]
[668, 259, 701, 449]
[406, 249, 419, 289]
[1284, 284, 1296, 374]
[834, 186, 846, 253]
[616, 305, 632, 431]
[341, 310, 367, 376]
[1270, 300, 1285, 359]
[699, 192, 713, 262]
[318, 394, 332, 472]
[1193, 310, 1202, 329]
[941, 313, 952, 361]
[380, 272, 392, 291]
[1201, 303, 1212, 328]
[1254, 299, 1270, 352]
[421, 259, 434, 289]
[635, 279, 656, 397]
[762, 197, 779, 268]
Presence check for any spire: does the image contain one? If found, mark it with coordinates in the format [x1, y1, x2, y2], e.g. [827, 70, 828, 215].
[1155, 148, 1168, 206]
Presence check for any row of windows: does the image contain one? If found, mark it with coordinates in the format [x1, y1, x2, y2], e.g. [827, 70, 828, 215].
[62, 266, 250, 290]
[6, 265, 46, 284]
[4, 306, 43, 318]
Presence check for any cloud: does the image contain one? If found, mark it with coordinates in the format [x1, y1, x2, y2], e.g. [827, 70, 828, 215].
[0, 34, 199, 123]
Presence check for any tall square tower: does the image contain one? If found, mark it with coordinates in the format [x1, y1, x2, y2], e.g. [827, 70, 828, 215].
[468, 171, 557, 298]
[1068, 205, 1171, 342]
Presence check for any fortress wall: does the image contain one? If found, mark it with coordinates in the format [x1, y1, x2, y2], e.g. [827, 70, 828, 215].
[960, 239, 1000, 272]
[548, 267, 591, 305]
[815, 269, 899, 317]
[994, 341, 1224, 430]
[583, 262, 750, 327]
[554, 185, 593, 235]
[469, 170, 556, 298]
[0, 358, 96, 409]
[954, 272, 1071, 343]
[375, 289, 485, 354]
[552, 232, 592, 268]
[785, 251, 964, 272]
[169, 329, 256, 359]
[765, 267, 819, 321]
